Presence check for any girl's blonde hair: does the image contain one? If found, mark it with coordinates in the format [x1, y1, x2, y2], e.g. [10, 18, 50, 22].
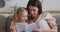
[16, 7, 27, 15]
[13, 7, 28, 22]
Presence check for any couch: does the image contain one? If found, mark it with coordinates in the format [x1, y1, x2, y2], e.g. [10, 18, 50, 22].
[0, 14, 60, 32]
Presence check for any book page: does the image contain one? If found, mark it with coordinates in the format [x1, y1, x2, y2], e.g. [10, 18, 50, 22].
[16, 23, 26, 32]
[16, 23, 38, 32]
[25, 23, 38, 32]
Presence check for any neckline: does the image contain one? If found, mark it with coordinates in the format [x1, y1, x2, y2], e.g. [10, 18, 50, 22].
[31, 13, 42, 23]
[35, 13, 42, 23]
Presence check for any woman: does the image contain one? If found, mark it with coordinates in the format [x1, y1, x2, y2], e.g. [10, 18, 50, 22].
[27, 0, 57, 32]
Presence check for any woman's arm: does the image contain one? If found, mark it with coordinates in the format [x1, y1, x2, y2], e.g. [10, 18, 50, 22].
[10, 21, 16, 32]
[47, 20, 57, 32]
[10, 21, 14, 32]
[32, 28, 52, 32]
[44, 12, 57, 32]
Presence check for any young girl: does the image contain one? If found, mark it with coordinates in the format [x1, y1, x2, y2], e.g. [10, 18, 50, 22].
[10, 7, 28, 32]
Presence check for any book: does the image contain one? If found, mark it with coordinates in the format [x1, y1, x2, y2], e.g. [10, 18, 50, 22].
[16, 23, 37, 32]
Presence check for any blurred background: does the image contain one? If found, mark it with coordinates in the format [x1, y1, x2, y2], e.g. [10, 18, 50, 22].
[0, 0, 60, 16]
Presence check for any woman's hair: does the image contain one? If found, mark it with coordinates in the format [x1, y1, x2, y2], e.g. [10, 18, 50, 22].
[27, 0, 42, 15]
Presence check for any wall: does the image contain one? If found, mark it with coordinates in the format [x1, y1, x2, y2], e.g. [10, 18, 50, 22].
[0, 0, 29, 17]
[0, 0, 60, 12]
[0, 0, 29, 12]
[0, 0, 60, 18]
[42, 0, 60, 11]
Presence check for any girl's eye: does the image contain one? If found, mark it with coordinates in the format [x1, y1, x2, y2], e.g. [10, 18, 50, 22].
[22, 16, 28, 17]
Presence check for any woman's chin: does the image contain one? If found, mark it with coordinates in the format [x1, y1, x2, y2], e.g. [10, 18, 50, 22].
[32, 15, 36, 17]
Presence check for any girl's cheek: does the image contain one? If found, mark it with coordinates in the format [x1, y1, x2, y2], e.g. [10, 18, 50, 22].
[17, 16, 21, 20]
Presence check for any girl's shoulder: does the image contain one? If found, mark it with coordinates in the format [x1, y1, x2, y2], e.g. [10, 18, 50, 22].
[11, 20, 15, 24]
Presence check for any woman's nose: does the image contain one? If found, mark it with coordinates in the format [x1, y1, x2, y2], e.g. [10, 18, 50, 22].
[24, 17, 27, 20]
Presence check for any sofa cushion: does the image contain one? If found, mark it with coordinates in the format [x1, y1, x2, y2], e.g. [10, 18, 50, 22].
[6, 15, 14, 32]
[52, 14, 60, 32]
[0, 15, 6, 32]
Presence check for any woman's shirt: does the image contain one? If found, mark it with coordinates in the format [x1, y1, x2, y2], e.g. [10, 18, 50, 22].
[31, 12, 56, 30]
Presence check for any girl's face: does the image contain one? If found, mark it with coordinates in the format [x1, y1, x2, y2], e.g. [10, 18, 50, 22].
[18, 11, 28, 22]
[29, 6, 39, 17]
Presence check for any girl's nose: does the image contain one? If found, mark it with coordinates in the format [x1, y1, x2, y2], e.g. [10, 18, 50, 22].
[31, 11, 34, 14]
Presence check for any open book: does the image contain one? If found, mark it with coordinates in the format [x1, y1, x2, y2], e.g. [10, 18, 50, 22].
[16, 23, 38, 32]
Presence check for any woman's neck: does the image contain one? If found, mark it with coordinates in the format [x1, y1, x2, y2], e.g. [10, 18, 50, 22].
[32, 14, 39, 23]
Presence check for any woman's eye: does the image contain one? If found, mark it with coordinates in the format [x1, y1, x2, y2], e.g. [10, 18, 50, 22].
[33, 10, 35, 11]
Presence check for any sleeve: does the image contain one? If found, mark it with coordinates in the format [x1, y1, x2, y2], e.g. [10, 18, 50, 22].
[44, 12, 57, 30]
[42, 12, 58, 32]
[44, 12, 56, 22]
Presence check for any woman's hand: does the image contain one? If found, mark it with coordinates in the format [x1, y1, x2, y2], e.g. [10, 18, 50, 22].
[32, 29, 40, 32]
[32, 30, 39, 32]
[21, 30, 25, 32]
[32, 29, 52, 32]
[10, 21, 16, 32]
[21, 31, 25, 32]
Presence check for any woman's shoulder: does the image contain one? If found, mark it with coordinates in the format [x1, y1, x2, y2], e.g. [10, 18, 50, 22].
[41, 12, 55, 19]
[41, 12, 50, 18]
[41, 12, 56, 21]
[41, 12, 50, 16]
[10, 21, 15, 29]
[10, 20, 16, 27]
[11, 20, 15, 24]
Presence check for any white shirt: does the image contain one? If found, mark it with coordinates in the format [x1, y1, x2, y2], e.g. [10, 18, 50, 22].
[35, 12, 56, 30]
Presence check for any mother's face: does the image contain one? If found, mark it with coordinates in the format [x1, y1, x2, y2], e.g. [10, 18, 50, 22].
[29, 6, 38, 17]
